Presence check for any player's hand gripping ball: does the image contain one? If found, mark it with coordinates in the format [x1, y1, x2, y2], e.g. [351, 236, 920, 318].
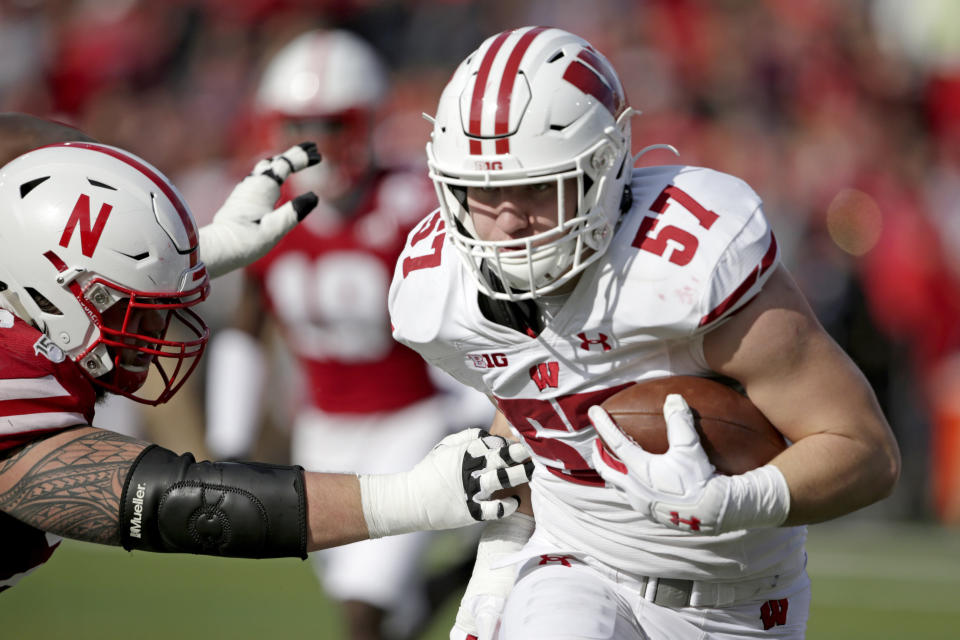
[589, 377, 787, 535]
[595, 376, 785, 475]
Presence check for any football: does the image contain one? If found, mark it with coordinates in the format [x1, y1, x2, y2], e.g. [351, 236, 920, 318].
[599, 376, 787, 475]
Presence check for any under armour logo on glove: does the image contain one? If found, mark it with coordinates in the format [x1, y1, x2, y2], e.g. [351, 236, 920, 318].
[199, 142, 322, 278]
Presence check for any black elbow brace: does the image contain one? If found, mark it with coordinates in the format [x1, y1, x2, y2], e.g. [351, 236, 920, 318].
[119, 445, 307, 559]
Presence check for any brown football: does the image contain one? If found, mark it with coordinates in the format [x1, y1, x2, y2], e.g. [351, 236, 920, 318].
[599, 376, 787, 476]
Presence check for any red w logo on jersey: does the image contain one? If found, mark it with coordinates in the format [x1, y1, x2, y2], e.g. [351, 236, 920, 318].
[760, 599, 789, 630]
[59, 194, 113, 258]
[529, 362, 559, 391]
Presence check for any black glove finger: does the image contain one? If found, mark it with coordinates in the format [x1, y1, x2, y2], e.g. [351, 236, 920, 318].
[296, 141, 322, 166]
[498, 441, 531, 465]
[290, 192, 318, 221]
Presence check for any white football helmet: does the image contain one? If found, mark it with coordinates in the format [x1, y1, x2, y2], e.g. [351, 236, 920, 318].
[0, 142, 209, 405]
[428, 26, 635, 300]
[256, 28, 387, 117]
[255, 28, 389, 199]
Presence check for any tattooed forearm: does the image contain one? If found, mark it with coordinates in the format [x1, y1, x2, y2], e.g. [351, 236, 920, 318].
[0, 428, 149, 545]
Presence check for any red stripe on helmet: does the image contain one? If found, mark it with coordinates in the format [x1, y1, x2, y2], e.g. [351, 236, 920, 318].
[42, 143, 199, 253]
[576, 48, 626, 115]
[469, 31, 512, 145]
[42, 250, 69, 273]
[563, 60, 618, 116]
[493, 26, 548, 154]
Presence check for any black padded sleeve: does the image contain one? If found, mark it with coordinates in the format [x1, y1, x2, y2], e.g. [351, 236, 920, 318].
[119, 445, 307, 559]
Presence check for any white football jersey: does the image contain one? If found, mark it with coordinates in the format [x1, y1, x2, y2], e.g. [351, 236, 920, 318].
[389, 165, 806, 582]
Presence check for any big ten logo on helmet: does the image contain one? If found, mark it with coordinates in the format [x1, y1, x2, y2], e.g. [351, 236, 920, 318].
[474, 160, 503, 171]
[466, 352, 509, 369]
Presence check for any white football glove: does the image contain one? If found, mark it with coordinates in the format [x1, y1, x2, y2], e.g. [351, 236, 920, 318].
[589, 394, 790, 535]
[450, 513, 535, 640]
[359, 429, 534, 538]
[199, 142, 321, 278]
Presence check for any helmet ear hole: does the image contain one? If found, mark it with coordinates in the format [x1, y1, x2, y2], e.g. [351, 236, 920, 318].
[582, 174, 595, 196]
[619, 184, 633, 214]
[26, 287, 62, 315]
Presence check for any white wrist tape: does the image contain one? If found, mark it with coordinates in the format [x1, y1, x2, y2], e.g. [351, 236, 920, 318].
[358, 472, 419, 539]
[716, 464, 791, 533]
[358, 429, 532, 538]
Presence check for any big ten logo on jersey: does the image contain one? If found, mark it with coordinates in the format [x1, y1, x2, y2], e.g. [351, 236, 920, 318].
[466, 352, 509, 369]
[60, 194, 114, 258]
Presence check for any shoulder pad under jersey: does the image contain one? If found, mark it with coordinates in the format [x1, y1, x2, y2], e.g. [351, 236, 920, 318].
[599, 165, 779, 336]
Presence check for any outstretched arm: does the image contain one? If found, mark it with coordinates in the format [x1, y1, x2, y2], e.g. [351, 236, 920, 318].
[0, 425, 533, 555]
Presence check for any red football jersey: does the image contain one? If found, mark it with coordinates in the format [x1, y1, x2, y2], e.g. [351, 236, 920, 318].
[0, 311, 96, 451]
[0, 309, 96, 590]
[248, 169, 438, 414]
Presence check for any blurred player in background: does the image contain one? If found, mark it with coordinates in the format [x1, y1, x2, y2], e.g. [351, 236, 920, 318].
[0, 112, 532, 596]
[203, 30, 492, 640]
[388, 27, 901, 639]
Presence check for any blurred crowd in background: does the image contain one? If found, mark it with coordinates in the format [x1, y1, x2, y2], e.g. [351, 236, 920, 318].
[3, 0, 960, 524]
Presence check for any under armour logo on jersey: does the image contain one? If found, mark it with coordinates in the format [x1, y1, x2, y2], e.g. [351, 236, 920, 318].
[760, 599, 789, 630]
[577, 332, 612, 352]
[668, 511, 701, 532]
[529, 362, 559, 391]
[538, 554, 574, 567]
[33, 335, 66, 363]
[60, 194, 114, 258]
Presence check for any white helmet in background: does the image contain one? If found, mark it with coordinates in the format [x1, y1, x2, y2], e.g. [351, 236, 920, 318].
[255, 29, 388, 198]
[428, 26, 634, 300]
[256, 28, 388, 117]
[0, 142, 209, 404]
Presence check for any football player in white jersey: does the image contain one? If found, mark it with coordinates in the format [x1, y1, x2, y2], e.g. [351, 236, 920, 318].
[387, 27, 900, 640]
[204, 29, 495, 640]
[0, 113, 532, 593]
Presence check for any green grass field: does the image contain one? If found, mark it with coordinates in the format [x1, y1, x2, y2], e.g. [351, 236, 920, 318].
[2, 521, 958, 639]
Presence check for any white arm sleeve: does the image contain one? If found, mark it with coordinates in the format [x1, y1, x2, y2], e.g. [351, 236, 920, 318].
[204, 328, 267, 460]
